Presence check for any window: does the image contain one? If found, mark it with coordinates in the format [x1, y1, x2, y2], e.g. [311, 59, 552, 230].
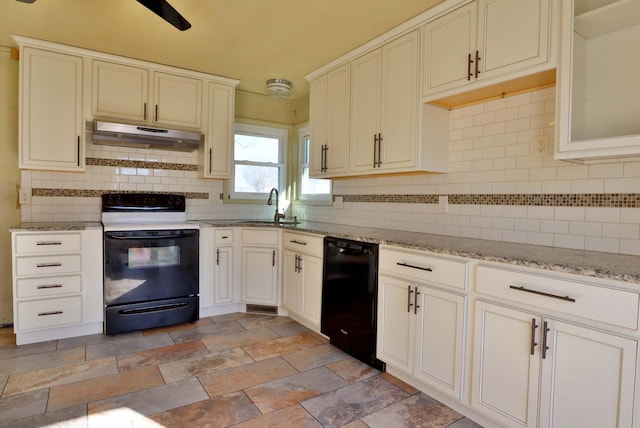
[230, 123, 287, 199]
[298, 127, 331, 202]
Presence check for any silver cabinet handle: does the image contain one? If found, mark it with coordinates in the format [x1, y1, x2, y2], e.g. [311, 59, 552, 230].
[414, 288, 420, 315]
[397, 262, 433, 272]
[509, 285, 576, 302]
[36, 263, 62, 268]
[36, 241, 62, 246]
[38, 311, 63, 317]
[272, 250, 276, 267]
[208, 148, 212, 174]
[289, 240, 307, 246]
[37, 284, 63, 289]
[216, 249, 220, 265]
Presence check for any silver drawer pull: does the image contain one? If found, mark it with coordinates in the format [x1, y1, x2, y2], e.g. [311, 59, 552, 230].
[37, 284, 63, 289]
[38, 311, 63, 316]
[36, 241, 62, 246]
[36, 263, 63, 268]
[396, 262, 433, 272]
[290, 240, 307, 246]
[509, 285, 576, 303]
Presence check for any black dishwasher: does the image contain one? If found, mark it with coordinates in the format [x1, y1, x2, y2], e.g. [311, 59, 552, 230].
[321, 237, 385, 371]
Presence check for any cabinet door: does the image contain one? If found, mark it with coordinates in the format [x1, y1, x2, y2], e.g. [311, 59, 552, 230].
[20, 47, 83, 171]
[241, 247, 278, 305]
[477, 0, 550, 79]
[538, 320, 637, 428]
[309, 65, 350, 177]
[202, 83, 234, 178]
[422, 3, 476, 95]
[471, 301, 540, 428]
[282, 250, 300, 311]
[153, 72, 202, 128]
[377, 276, 414, 375]
[349, 49, 381, 173]
[300, 254, 322, 325]
[414, 286, 466, 400]
[380, 30, 419, 171]
[214, 246, 234, 304]
[92, 60, 149, 121]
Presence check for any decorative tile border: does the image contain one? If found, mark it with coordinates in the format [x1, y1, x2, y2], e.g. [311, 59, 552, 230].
[86, 157, 198, 171]
[339, 193, 640, 208]
[31, 189, 209, 199]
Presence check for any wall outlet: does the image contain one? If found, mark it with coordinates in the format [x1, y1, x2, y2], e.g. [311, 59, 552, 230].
[535, 135, 548, 153]
[438, 195, 448, 213]
[19, 188, 31, 205]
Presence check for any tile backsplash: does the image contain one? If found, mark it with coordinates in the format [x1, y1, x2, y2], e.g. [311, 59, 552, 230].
[20, 86, 640, 256]
[297, 87, 640, 256]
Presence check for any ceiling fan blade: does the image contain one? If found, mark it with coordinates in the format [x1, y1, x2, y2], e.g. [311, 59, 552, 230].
[136, 0, 191, 31]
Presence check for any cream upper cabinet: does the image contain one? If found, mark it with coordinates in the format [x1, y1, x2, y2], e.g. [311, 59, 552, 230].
[309, 64, 350, 178]
[92, 59, 203, 129]
[555, 0, 640, 161]
[18, 46, 84, 171]
[200, 82, 235, 178]
[423, 0, 552, 99]
[350, 30, 419, 173]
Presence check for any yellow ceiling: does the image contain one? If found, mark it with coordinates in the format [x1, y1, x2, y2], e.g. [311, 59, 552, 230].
[1, 0, 445, 98]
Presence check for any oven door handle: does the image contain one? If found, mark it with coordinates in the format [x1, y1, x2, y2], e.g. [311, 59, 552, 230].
[105, 230, 198, 240]
[118, 301, 191, 315]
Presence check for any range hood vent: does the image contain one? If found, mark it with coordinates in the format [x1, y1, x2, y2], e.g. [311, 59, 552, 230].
[92, 120, 202, 152]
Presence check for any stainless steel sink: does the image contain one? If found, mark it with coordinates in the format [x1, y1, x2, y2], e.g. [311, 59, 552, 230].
[236, 219, 299, 226]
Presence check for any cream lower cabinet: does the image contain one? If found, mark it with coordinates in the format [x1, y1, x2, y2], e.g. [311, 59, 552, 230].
[472, 301, 637, 428]
[378, 275, 466, 400]
[213, 229, 234, 304]
[11, 229, 103, 345]
[472, 264, 639, 428]
[282, 232, 323, 330]
[241, 229, 279, 306]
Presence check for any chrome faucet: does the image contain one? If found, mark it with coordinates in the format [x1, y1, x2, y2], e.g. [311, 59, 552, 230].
[267, 188, 285, 223]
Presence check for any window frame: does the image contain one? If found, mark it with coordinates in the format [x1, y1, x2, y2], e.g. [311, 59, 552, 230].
[229, 122, 287, 201]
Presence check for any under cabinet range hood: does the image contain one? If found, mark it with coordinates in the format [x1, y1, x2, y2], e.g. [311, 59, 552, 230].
[91, 120, 202, 152]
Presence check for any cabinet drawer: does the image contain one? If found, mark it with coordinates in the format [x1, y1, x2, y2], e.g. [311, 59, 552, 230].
[380, 247, 468, 290]
[16, 275, 82, 298]
[214, 229, 233, 245]
[242, 228, 279, 245]
[15, 254, 82, 276]
[15, 233, 81, 254]
[282, 231, 323, 256]
[476, 265, 640, 330]
[17, 296, 82, 331]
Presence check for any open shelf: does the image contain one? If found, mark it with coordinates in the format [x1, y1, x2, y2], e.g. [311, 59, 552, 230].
[574, 0, 640, 39]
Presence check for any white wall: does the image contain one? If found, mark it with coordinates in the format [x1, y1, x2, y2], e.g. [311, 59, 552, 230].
[296, 87, 640, 256]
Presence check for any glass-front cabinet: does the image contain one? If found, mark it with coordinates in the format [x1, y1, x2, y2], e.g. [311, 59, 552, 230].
[556, 0, 640, 160]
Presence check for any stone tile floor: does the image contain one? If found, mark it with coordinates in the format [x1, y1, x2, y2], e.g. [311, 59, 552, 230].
[0, 313, 483, 427]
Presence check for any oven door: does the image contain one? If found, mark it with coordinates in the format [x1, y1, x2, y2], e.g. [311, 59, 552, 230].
[104, 229, 199, 305]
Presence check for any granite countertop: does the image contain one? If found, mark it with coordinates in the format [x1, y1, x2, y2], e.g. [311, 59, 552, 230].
[202, 219, 640, 284]
[10, 222, 103, 232]
[11, 220, 640, 284]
